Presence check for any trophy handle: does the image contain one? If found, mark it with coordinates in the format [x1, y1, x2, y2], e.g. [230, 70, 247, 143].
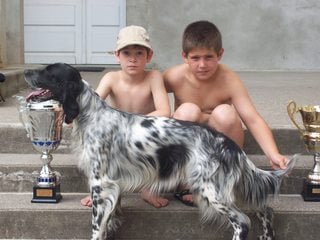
[287, 100, 304, 134]
[16, 96, 31, 138]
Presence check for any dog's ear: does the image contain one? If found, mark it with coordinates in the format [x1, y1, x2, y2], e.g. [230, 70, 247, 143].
[63, 99, 80, 124]
[62, 79, 84, 124]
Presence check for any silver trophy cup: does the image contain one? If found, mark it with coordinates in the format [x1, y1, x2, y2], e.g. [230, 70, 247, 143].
[18, 97, 64, 203]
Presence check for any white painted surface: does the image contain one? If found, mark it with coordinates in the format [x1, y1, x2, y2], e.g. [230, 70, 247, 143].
[24, 0, 126, 64]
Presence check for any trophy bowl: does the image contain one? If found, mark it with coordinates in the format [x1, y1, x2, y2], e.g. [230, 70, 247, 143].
[18, 97, 64, 203]
[287, 100, 320, 201]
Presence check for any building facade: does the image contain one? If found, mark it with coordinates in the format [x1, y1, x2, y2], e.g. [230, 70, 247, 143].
[1, 0, 320, 71]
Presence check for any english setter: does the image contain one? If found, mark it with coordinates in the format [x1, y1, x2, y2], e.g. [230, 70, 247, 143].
[24, 63, 296, 240]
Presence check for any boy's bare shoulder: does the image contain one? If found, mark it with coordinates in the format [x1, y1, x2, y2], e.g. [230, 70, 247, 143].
[102, 70, 121, 79]
[97, 70, 121, 88]
[143, 69, 162, 83]
[218, 64, 242, 82]
[218, 64, 246, 95]
[164, 64, 188, 81]
[145, 69, 161, 77]
[99, 70, 121, 85]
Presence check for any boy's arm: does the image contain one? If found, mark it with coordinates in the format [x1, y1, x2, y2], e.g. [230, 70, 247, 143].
[95, 72, 114, 99]
[230, 75, 287, 169]
[148, 70, 171, 117]
[163, 69, 173, 93]
[163, 64, 185, 93]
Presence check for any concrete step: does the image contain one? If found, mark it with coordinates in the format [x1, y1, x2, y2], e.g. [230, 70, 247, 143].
[0, 153, 314, 195]
[1, 70, 319, 155]
[0, 66, 26, 101]
[0, 82, 309, 156]
[0, 96, 307, 156]
[0, 65, 42, 101]
[0, 124, 72, 154]
[1, 69, 320, 129]
[1, 192, 319, 240]
[0, 153, 88, 193]
[1, 69, 320, 239]
[0, 122, 307, 155]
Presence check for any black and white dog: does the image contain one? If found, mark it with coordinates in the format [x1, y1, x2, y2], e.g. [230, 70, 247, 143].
[24, 63, 296, 240]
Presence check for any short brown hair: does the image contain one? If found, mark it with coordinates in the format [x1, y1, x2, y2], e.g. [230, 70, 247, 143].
[182, 21, 222, 55]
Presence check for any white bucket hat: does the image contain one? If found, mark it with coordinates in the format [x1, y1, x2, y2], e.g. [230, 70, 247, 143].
[116, 25, 152, 51]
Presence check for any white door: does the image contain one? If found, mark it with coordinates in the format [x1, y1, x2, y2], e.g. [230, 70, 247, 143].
[86, 0, 126, 64]
[24, 0, 126, 64]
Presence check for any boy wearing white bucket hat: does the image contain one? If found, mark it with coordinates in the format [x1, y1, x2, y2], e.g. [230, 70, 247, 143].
[80, 25, 171, 208]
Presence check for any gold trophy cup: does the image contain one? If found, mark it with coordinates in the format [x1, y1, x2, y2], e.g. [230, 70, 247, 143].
[287, 100, 320, 201]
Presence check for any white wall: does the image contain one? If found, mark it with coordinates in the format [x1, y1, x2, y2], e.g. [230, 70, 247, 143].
[127, 0, 320, 71]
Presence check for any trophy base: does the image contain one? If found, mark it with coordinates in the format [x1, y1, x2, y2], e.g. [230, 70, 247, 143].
[31, 184, 62, 203]
[302, 179, 320, 201]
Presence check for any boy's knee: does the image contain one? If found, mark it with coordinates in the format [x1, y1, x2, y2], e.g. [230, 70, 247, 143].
[209, 104, 240, 129]
[173, 103, 201, 122]
[209, 104, 244, 147]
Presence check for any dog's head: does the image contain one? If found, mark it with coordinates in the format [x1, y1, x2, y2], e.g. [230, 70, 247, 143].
[24, 63, 84, 124]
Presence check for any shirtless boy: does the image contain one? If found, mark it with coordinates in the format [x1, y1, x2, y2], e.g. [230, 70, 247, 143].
[164, 20, 288, 205]
[81, 25, 171, 208]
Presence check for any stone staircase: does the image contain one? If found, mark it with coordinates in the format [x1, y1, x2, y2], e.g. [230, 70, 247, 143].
[1, 66, 320, 239]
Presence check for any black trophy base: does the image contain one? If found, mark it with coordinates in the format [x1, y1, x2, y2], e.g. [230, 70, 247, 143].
[31, 184, 62, 203]
[302, 179, 320, 201]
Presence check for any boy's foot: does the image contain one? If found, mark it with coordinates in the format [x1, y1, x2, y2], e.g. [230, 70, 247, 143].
[81, 192, 169, 208]
[80, 195, 92, 207]
[140, 191, 169, 208]
[174, 189, 194, 207]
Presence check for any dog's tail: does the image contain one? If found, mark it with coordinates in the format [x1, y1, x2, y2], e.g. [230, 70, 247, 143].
[240, 153, 298, 208]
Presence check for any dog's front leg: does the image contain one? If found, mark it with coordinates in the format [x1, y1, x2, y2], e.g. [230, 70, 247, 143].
[91, 176, 120, 240]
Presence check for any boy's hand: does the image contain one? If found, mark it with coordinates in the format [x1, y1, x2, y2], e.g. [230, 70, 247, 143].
[269, 153, 288, 170]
